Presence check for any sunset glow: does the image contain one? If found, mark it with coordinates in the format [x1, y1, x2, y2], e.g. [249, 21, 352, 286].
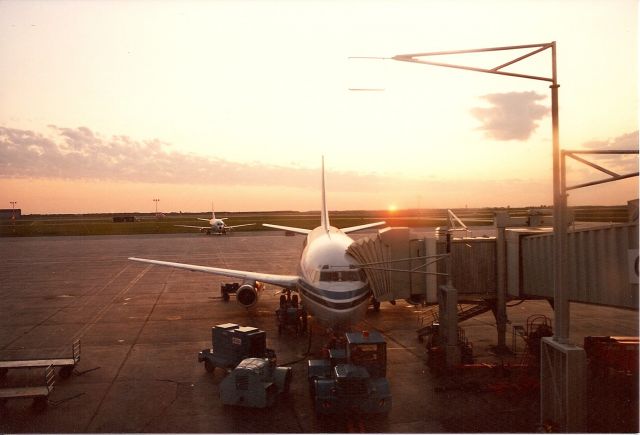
[0, 1, 637, 214]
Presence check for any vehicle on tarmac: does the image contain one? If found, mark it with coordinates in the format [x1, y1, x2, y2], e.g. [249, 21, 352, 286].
[307, 330, 391, 415]
[198, 323, 275, 373]
[276, 291, 308, 336]
[220, 357, 291, 408]
[197, 323, 291, 408]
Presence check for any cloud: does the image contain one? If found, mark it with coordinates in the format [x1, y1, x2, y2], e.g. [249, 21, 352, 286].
[2, 124, 634, 210]
[582, 130, 638, 151]
[470, 91, 549, 141]
[570, 130, 639, 176]
[0, 125, 392, 192]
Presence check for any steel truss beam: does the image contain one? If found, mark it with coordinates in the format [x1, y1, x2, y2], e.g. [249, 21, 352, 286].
[563, 149, 639, 191]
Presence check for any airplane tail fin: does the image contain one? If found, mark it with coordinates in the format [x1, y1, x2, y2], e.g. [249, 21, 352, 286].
[321, 156, 330, 232]
[211, 203, 215, 220]
[261, 157, 328, 236]
[262, 156, 385, 236]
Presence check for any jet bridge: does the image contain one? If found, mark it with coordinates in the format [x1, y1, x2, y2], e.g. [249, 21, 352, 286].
[348, 227, 497, 305]
[348, 227, 436, 304]
[350, 216, 638, 310]
[348, 204, 639, 360]
[348, 226, 502, 369]
[507, 222, 638, 309]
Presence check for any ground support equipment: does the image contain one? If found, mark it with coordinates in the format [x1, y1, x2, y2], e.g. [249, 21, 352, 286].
[219, 357, 292, 408]
[275, 291, 307, 336]
[198, 323, 275, 374]
[422, 323, 474, 373]
[308, 330, 391, 415]
[0, 339, 81, 380]
[0, 365, 55, 411]
[584, 336, 639, 378]
[220, 283, 240, 302]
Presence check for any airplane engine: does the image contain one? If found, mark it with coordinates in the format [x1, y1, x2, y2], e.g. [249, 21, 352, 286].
[236, 281, 264, 308]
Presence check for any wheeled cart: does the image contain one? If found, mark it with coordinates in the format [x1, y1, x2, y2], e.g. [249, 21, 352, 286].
[0, 339, 80, 380]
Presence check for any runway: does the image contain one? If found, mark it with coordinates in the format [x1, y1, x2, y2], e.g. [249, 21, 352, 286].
[0, 232, 637, 432]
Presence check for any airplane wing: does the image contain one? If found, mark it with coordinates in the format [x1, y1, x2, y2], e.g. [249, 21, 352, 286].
[196, 218, 211, 222]
[262, 223, 311, 235]
[175, 225, 209, 230]
[226, 223, 255, 229]
[341, 221, 386, 234]
[128, 257, 300, 289]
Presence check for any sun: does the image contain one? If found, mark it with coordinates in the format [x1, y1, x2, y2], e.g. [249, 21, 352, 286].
[388, 204, 397, 213]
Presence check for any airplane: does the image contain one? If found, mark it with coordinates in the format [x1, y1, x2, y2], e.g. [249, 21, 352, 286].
[175, 209, 255, 235]
[129, 158, 386, 328]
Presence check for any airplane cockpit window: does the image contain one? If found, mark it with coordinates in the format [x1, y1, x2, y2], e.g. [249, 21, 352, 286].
[319, 269, 363, 282]
[319, 271, 337, 282]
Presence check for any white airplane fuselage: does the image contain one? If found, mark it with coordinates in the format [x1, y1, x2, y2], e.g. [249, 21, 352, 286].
[296, 226, 370, 327]
[130, 158, 383, 330]
[179, 215, 253, 235]
[206, 218, 227, 234]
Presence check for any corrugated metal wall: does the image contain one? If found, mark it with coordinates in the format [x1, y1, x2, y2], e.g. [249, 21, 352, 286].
[521, 223, 639, 309]
[436, 238, 497, 296]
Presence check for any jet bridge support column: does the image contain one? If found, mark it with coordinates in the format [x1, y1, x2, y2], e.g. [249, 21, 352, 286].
[438, 284, 461, 366]
[438, 232, 460, 367]
[494, 212, 510, 354]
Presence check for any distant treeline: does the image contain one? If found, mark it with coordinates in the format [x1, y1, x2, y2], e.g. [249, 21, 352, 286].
[23, 204, 631, 220]
[1, 205, 634, 238]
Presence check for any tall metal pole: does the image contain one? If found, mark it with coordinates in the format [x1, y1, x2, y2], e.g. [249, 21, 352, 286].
[368, 41, 585, 429]
[382, 41, 570, 342]
[550, 42, 569, 343]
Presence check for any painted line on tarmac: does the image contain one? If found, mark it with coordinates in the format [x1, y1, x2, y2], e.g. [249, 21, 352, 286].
[0, 264, 139, 351]
[71, 264, 152, 341]
[84, 267, 174, 432]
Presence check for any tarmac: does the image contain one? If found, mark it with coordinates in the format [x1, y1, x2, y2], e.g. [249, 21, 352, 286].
[0, 231, 637, 433]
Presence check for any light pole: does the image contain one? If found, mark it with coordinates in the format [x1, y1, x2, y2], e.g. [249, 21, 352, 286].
[355, 42, 567, 341]
[153, 198, 160, 216]
[10, 201, 17, 220]
[354, 42, 585, 430]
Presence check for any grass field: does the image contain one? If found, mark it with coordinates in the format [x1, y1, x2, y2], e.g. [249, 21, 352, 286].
[0, 205, 632, 237]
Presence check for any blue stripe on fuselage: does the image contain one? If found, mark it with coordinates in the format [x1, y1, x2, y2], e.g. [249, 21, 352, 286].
[299, 280, 370, 301]
[297, 279, 371, 310]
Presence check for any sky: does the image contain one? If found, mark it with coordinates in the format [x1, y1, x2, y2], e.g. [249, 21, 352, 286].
[0, 0, 638, 214]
